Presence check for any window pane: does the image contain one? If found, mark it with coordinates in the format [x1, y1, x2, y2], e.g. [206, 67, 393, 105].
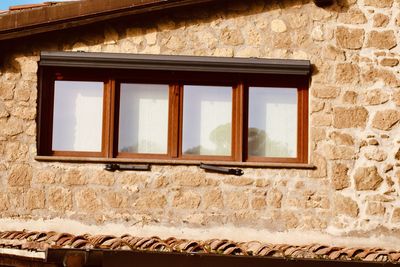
[52, 81, 104, 152]
[248, 87, 297, 158]
[183, 85, 232, 156]
[119, 84, 169, 154]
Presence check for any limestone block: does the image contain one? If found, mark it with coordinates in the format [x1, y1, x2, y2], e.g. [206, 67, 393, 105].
[267, 188, 283, 208]
[373, 14, 389, 27]
[366, 31, 397, 50]
[134, 191, 167, 210]
[34, 170, 56, 184]
[338, 8, 367, 24]
[203, 189, 223, 209]
[336, 27, 364, 49]
[393, 90, 400, 106]
[364, 147, 388, 162]
[220, 28, 244, 46]
[364, 0, 393, 8]
[173, 191, 201, 209]
[354, 166, 383, 190]
[251, 197, 267, 210]
[333, 107, 368, 128]
[8, 164, 32, 187]
[380, 58, 399, 67]
[336, 63, 360, 84]
[76, 188, 101, 213]
[312, 85, 340, 99]
[342, 91, 358, 104]
[371, 110, 400, 130]
[25, 189, 45, 210]
[271, 19, 287, 33]
[90, 171, 115, 186]
[392, 208, 400, 223]
[312, 113, 332, 126]
[62, 170, 86, 186]
[334, 194, 359, 217]
[329, 131, 354, 146]
[323, 144, 354, 160]
[366, 202, 386, 216]
[223, 177, 254, 186]
[225, 191, 249, 209]
[363, 89, 389, 105]
[332, 163, 350, 190]
[309, 153, 327, 178]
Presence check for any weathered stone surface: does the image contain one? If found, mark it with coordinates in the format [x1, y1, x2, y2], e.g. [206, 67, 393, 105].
[312, 113, 332, 126]
[76, 189, 101, 213]
[223, 177, 254, 186]
[354, 166, 383, 190]
[62, 170, 86, 186]
[362, 68, 399, 87]
[8, 164, 32, 187]
[336, 27, 364, 49]
[251, 197, 267, 210]
[364, 0, 393, 8]
[380, 58, 399, 67]
[25, 189, 45, 210]
[342, 91, 358, 104]
[365, 147, 388, 162]
[366, 202, 386, 216]
[332, 163, 349, 190]
[333, 107, 368, 128]
[311, 128, 326, 142]
[329, 131, 354, 145]
[48, 187, 73, 212]
[338, 8, 367, 24]
[90, 171, 115, 186]
[366, 31, 397, 50]
[267, 189, 283, 208]
[134, 191, 166, 210]
[271, 19, 287, 33]
[312, 85, 340, 99]
[324, 145, 354, 160]
[371, 110, 400, 130]
[4, 142, 28, 161]
[0, 193, 9, 212]
[0, 102, 9, 118]
[220, 28, 244, 46]
[225, 191, 249, 209]
[309, 153, 327, 178]
[2, 118, 24, 136]
[363, 89, 389, 105]
[203, 189, 223, 209]
[336, 63, 360, 84]
[392, 208, 400, 223]
[393, 90, 400, 106]
[334, 194, 359, 218]
[311, 100, 324, 113]
[373, 14, 389, 27]
[173, 191, 201, 209]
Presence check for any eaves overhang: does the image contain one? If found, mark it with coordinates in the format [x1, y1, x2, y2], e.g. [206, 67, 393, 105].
[0, 0, 334, 42]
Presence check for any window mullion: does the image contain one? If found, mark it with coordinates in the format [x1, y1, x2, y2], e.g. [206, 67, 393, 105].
[102, 78, 116, 158]
[168, 84, 181, 158]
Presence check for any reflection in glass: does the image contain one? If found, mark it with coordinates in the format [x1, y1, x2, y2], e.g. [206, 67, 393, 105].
[52, 81, 104, 152]
[248, 87, 297, 158]
[119, 84, 169, 154]
[183, 85, 232, 156]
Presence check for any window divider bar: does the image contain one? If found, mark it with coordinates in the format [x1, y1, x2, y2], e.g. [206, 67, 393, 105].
[168, 84, 180, 158]
[233, 82, 244, 162]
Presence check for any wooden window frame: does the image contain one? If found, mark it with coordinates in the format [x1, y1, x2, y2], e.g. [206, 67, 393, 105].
[38, 52, 311, 165]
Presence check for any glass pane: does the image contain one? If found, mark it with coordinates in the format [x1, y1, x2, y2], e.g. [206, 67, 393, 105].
[183, 85, 232, 156]
[248, 87, 297, 158]
[52, 81, 104, 152]
[119, 84, 169, 154]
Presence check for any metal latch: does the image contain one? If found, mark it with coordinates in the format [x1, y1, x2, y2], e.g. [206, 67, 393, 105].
[200, 163, 244, 176]
[104, 164, 150, 172]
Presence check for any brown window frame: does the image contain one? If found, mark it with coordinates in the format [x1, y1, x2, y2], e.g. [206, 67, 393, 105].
[38, 52, 311, 164]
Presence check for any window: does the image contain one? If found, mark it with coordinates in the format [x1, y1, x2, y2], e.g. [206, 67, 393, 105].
[38, 52, 310, 164]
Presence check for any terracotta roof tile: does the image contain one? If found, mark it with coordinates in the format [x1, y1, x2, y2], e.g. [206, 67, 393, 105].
[0, 230, 400, 263]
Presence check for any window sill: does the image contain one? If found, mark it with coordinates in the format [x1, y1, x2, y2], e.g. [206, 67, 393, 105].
[35, 156, 315, 169]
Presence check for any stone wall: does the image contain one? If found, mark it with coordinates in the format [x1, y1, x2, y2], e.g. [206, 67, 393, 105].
[0, 0, 400, 247]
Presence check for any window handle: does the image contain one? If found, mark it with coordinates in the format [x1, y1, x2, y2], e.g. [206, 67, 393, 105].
[104, 163, 150, 172]
[200, 163, 244, 176]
